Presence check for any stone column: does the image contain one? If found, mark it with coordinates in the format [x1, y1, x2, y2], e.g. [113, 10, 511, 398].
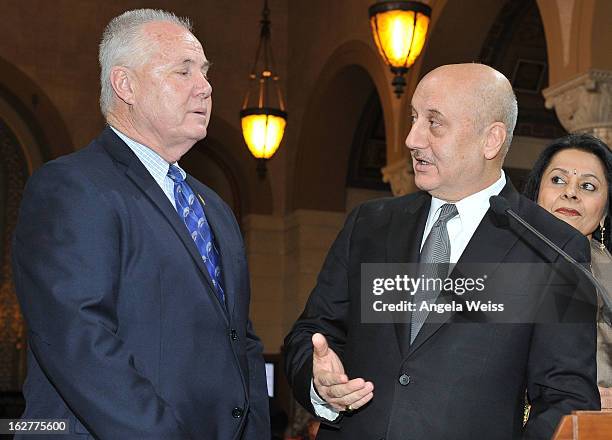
[242, 210, 346, 352]
[543, 69, 612, 145]
[242, 214, 286, 352]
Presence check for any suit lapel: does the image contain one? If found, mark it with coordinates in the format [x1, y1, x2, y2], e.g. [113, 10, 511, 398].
[407, 182, 522, 355]
[100, 128, 229, 322]
[388, 193, 430, 357]
[187, 176, 238, 318]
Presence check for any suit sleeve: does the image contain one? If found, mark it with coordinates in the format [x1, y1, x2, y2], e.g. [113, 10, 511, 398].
[283, 206, 360, 416]
[12, 163, 190, 439]
[523, 233, 600, 439]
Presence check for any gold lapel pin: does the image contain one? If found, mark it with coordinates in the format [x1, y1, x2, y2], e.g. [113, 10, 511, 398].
[197, 193, 206, 206]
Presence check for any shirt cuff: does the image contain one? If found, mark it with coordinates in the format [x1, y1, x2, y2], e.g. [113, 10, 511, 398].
[310, 380, 340, 421]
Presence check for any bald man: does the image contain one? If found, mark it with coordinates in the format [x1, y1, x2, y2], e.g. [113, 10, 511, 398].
[284, 64, 599, 440]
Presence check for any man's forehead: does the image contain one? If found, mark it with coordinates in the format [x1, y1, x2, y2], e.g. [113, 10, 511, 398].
[143, 21, 205, 58]
[417, 72, 465, 95]
[412, 74, 475, 111]
[411, 82, 450, 111]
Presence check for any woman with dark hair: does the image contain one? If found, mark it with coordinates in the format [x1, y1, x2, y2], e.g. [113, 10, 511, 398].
[523, 133, 612, 409]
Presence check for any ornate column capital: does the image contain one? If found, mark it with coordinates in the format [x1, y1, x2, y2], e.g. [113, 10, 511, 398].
[543, 69, 612, 145]
[382, 157, 416, 196]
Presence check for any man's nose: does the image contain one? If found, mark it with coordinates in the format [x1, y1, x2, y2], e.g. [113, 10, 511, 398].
[195, 72, 212, 98]
[405, 122, 425, 150]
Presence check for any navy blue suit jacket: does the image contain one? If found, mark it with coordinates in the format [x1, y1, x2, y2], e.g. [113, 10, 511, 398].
[12, 127, 270, 439]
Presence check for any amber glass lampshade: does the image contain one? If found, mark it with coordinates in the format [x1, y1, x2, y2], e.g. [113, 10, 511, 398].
[240, 108, 287, 160]
[369, 1, 431, 97]
[240, 0, 287, 178]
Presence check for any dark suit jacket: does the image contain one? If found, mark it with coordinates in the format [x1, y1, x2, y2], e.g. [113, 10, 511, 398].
[12, 127, 270, 439]
[284, 183, 599, 440]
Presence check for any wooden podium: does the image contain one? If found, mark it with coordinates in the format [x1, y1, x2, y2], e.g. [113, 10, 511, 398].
[552, 411, 612, 439]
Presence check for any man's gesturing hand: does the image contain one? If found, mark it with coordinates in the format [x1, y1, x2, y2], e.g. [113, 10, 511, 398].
[312, 333, 374, 412]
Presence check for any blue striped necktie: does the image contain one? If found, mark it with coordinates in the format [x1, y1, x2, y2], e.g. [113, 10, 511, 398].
[167, 165, 225, 304]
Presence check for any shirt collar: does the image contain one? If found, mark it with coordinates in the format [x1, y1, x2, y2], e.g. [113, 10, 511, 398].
[109, 125, 186, 183]
[429, 171, 507, 227]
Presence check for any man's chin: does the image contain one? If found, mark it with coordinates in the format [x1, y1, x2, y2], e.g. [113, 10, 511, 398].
[414, 174, 438, 193]
[189, 127, 208, 142]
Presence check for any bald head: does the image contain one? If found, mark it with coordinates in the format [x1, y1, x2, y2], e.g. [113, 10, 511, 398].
[421, 64, 517, 153]
[406, 63, 518, 201]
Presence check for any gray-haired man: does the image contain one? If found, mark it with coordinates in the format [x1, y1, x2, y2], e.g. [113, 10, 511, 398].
[13, 9, 269, 439]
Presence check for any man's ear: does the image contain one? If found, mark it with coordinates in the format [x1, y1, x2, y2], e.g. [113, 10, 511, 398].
[110, 66, 136, 105]
[484, 122, 507, 160]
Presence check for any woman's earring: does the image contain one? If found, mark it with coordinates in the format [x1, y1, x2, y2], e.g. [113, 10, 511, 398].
[600, 220, 607, 251]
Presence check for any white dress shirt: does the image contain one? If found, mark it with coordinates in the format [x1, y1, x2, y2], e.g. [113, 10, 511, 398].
[110, 125, 186, 209]
[311, 171, 507, 420]
[423, 172, 507, 262]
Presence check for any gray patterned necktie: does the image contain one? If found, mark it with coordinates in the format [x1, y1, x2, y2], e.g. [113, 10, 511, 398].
[410, 203, 458, 343]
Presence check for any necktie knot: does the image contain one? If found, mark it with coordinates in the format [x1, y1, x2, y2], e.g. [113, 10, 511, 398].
[436, 203, 458, 226]
[167, 164, 185, 183]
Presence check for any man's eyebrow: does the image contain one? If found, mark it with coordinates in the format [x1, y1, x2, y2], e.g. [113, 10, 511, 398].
[426, 109, 445, 119]
[180, 59, 211, 70]
[410, 107, 445, 119]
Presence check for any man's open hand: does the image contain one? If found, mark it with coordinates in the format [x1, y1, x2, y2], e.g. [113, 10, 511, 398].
[312, 333, 374, 411]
